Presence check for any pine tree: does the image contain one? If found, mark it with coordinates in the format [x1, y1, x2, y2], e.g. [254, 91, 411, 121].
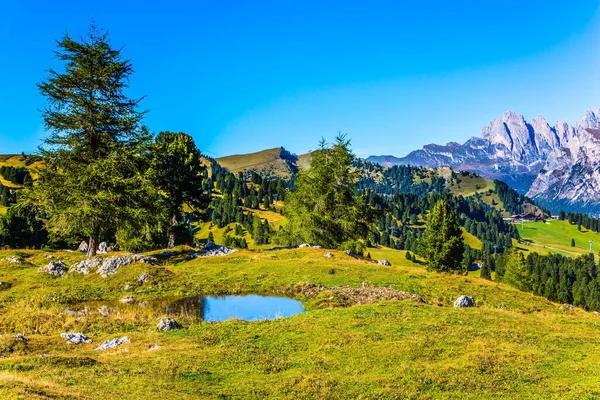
[277, 134, 371, 252]
[502, 247, 531, 291]
[32, 24, 153, 257]
[418, 199, 465, 272]
[149, 132, 210, 248]
[207, 231, 215, 244]
[406, 251, 412, 261]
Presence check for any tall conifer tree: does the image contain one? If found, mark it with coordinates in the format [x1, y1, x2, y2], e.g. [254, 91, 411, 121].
[34, 24, 152, 257]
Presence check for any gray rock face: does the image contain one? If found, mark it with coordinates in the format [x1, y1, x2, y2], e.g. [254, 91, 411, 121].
[378, 259, 391, 266]
[60, 332, 92, 344]
[527, 108, 600, 215]
[78, 241, 88, 252]
[368, 110, 585, 195]
[38, 261, 67, 277]
[157, 317, 181, 331]
[138, 273, 150, 283]
[453, 295, 476, 308]
[94, 336, 129, 351]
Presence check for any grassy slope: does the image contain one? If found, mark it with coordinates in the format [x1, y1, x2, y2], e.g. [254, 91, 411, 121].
[0, 247, 599, 398]
[517, 220, 600, 257]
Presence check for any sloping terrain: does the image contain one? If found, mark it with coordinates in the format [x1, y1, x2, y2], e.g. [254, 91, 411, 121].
[216, 147, 311, 179]
[0, 247, 599, 398]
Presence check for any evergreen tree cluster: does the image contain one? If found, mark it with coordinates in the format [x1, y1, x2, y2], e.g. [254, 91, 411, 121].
[0, 166, 32, 186]
[559, 211, 600, 233]
[0, 183, 15, 207]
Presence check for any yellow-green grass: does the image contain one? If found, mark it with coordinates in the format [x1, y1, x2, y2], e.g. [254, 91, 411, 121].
[0, 247, 599, 398]
[216, 148, 293, 178]
[446, 173, 494, 197]
[517, 220, 600, 257]
[461, 228, 482, 250]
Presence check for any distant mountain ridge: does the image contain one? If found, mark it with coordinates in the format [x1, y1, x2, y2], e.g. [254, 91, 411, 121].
[368, 108, 600, 215]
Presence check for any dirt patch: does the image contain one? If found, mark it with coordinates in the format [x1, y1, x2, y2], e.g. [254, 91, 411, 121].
[283, 282, 426, 307]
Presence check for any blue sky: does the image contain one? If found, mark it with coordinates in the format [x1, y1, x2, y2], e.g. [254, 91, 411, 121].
[1, 1, 599, 158]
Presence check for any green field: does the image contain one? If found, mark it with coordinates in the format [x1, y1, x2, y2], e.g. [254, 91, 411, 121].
[0, 246, 599, 398]
[517, 220, 600, 257]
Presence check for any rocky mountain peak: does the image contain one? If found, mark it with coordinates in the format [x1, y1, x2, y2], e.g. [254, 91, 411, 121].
[577, 107, 600, 130]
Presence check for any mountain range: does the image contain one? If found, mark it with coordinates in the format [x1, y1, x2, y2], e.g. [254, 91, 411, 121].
[368, 108, 600, 215]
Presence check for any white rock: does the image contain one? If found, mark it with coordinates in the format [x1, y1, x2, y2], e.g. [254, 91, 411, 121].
[38, 261, 67, 277]
[60, 332, 91, 344]
[454, 295, 475, 308]
[157, 317, 181, 331]
[94, 336, 129, 351]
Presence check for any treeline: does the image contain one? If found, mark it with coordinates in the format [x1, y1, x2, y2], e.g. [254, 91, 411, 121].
[0, 183, 15, 207]
[208, 170, 289, 247]
[356, 163, 446, 197]
[0, 166, 32, 186]
[558, 211, 600, 233]
[485, 249, 600, 311]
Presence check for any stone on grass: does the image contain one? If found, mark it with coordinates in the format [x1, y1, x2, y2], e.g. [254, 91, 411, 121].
[98, 305, 114, 317]
[78, 241, 88, 252]
[559, 304, 574, 312]
[138, 273, 150, 284]
[323, 253, 334, 258]
[157, 317, 181, 331]
[148, 344, 160, 351]
[119, 296, 135, 304]
[14, 333, 26, 342]
[38, 261, 67, 277]
[96, 254, 158, 278]
[60, 332, 91, 344]
[94, 336, 129, 351]
[345, 250, 359, 259]
[5, 256, 21, 264]
[198, 242, 238, 257]
[594, 311, 600, 317]
[378, 259, 391, 266]
[70, 257, 102, 275]
[454, 295, 476, 308]
[98, 242, 108, 253]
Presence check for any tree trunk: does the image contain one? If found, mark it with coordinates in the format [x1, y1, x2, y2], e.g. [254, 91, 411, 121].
[168, 213, 178, 249]
[87, 233, 98, 258]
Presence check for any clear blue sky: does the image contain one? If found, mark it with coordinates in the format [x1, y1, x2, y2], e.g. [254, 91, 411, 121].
[1, 1, 599, 158]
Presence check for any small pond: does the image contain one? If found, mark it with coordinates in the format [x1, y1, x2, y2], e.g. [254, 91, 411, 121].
[76, 295, 305, 322]
[165, 295, 305, 322]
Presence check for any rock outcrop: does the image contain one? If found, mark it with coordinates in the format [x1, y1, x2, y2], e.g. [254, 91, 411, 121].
[94, 336, 130, 351]
[60, 332, 92, 344]
[38, 261, 67, 277]
[157, 317, 181, 331]
[454, 295, 476, 308]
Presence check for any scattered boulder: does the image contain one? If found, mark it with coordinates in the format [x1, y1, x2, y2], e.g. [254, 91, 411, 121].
[5, 256, 21, 264]
[60, 332, 91, 344]
[158, 250, 176, 258]
[378, 259, 391, 266]
[323, 253, 334, 258]
[14, 333, 26, 342]
[123, 284, 133, 291]
[119, 296, 135, 304]
[78, 241, 88, 252]
[148, 344, 160, 351]
[70, 257, 102, 274]
[345, 250, 359, 259]
[196, 242, 238, 257]
[138, 273, 150, 284]
[98, 305, 114, 317]
[454, 295, 476, 308]
[94, 336, 129, 351]
[38, 261, 67, 277]
[299, 243, 322, 249]
[594, 311, 600, 317]
[98, 242, 108, 253]
[96, 254, 157, 278]
[559, 304, 574, 312]
[157, 317, 181, 331]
